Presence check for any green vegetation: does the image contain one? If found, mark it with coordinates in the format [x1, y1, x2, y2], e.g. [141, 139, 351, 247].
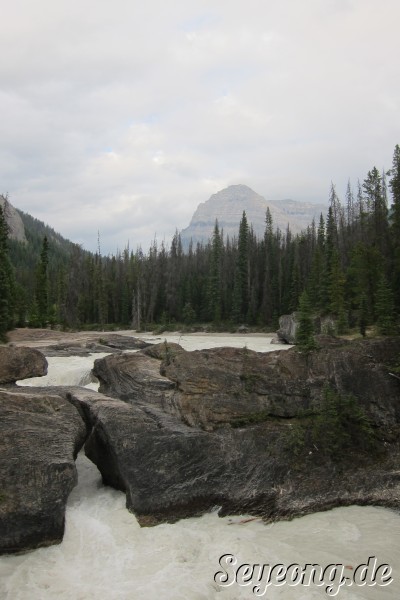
[295, 290, 317, 351]
[2, 144, 400, 336]
[230, 410, 271, 428]
[0, 202, 16, 342]
[286, 386, 378, 462]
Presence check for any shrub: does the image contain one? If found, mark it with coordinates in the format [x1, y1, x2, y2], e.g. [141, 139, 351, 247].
[286, 385, 377, 462]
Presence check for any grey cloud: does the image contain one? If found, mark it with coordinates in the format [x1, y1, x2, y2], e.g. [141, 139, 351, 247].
[1, 0, 399, 254]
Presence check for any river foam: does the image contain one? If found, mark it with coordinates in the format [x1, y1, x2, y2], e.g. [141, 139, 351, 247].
[1, 452, 399, 599]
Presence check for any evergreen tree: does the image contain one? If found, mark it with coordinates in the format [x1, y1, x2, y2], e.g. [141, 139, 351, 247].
[363, 166, 389, 254]
[182, 301, 196, 325]
[358, 292, 368, 337]
[320, 206, 337, 310]
[329, 249, 348, 333]
[262, 208, 275, 324]
[0, 205, 16, 341]
[389, 144, 400, 310]
[231, 211, 249, 322]
[36, 236, 49, 327]
[296, 290, 316, 351]
[208, 220, 223, 322]
[375, 273, 395, 335]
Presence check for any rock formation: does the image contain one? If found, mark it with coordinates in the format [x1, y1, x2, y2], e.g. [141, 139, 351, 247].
[0, 388, 87, 553]
[38, 334, 152, 357]
[1, 336, 400, 553]
[277, 313, 337, 344]
[0, 346, 47, 383]
[85, 338, 400, 524]
[180, 184, 326, 247]
[277, 314, 299, 344]
[0, 195, 26, 243]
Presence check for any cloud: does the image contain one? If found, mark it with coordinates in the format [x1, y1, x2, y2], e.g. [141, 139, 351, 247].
[0, 0, 399, 253]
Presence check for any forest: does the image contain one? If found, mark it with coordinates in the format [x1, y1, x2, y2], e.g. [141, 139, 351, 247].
[1, 144, 400, 342]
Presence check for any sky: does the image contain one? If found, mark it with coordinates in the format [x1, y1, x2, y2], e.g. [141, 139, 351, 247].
[1, 0, 400, 254]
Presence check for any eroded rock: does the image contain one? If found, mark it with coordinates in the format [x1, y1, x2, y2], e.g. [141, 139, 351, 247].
[0, 346, 47, 384]
[94, 338, 400, 429]
[0, 388, 87, 554]
[277, 313, 299, 344]
[83, 338, 400, 525]
[67, 387, 283, 525]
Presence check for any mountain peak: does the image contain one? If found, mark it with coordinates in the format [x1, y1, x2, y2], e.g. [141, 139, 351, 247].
[181, 185, 326, 247]
[0, 195, 27, 243]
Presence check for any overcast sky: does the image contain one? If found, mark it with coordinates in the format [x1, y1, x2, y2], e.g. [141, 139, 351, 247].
[1, 0, 399, 254]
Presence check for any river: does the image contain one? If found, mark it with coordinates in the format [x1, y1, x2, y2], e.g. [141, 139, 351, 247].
[1, 333, 399, 599]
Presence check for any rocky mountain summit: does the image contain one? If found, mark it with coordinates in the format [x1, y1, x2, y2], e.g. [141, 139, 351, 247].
[180, 184, 326, 247]
[0, 195, 26, 243]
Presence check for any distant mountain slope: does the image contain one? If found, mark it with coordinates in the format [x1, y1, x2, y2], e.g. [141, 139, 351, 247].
[2, 196, 87, 298]
[180, 184, 327, 246]
[0, 195, 27, 243]
[16, 207, 81, 259]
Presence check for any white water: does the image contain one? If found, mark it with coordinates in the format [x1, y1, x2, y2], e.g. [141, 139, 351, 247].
[3, 335, 400, 599]
[136, 332, 291, 353]
[16, 353, 110, 390]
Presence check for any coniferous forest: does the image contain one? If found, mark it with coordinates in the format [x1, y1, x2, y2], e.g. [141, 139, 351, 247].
[1, 144, 400, 340]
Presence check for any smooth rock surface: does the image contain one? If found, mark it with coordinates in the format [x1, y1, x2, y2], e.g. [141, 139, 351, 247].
[0, 388, 87, 554]
[0, 195, 26, 243]
[0, 346, 47, 383]
[67, 387, 284, 525]
[85, 338, 400, 525]
[94, 338, 400, 428]
[276, 313, 299, 343]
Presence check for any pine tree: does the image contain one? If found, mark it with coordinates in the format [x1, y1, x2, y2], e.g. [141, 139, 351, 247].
[320, 206, 337, 310]
[36, 235, 49, 327]
[0, 205, 16, 341]
[231, 211, 249, 322]
[208, 220, 223, 322]
[375, 273, 395, 335]
[262, 208, 274, 323]
[329, 249, 348, 333]
[358, 292, 368, 337]
[363, 166, 389, 254]
[296, 290, 316, 351]
[389, 144, 400, 310]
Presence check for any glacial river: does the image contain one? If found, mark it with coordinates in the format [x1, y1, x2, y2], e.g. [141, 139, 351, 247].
[1, 333, 399, 599]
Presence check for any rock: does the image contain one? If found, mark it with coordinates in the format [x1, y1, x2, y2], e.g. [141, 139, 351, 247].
[94, 344, 307, 428]
[92, 334, 151, 351]
[94, 339, 400, 429]
[179, 184, 326, 249]
[0, 346, 47, 383]
[67, 387, 283, 525]
[38, 334, 152, 357]
[277, 313, 338, 344]
[0, 388, 87, 554]
[2, 337, 399, 540]
[0, 195, 26, 243]
[317, 315, 336, 335]
[83, 338, 400, 526]
[93, 351, 176, 402]
[276, 313, 298, 343]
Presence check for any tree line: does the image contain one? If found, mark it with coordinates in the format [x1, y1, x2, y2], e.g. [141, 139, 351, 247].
[1, 144, 400, 340]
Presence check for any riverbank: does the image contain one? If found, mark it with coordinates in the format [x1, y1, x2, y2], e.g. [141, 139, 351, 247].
[6, 328, 290, 353]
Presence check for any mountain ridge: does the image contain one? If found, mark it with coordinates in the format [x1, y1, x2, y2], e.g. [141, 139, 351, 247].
[0, 195, 27, 243]
[180, 184, 327, 246]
